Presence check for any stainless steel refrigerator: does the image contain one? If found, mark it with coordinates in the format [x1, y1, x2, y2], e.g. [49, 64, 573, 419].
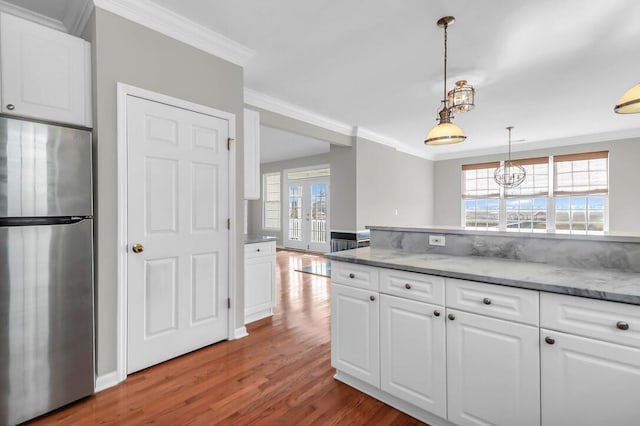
[0, 116, 94, 425]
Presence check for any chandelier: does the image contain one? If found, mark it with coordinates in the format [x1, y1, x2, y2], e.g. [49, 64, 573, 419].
[425, 16, 475, 145]
[494, 126, 526, 188]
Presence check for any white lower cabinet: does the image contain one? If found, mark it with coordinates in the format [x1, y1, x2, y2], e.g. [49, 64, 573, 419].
[380, 294, 446, 418]
[446, 309, 540, 426]
[331, 283, 380, 387]
[331, 260, 640, 426]
[540, 329, 640, 426]
[244, 242, 276, 324]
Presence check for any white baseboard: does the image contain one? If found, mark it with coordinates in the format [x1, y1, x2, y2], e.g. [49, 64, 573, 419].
[233, 326, 248, 339]
[95, 371, 121, 393]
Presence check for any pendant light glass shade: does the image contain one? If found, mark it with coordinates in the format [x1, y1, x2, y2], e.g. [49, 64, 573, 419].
[425, 109, 466, 145]
[614, 83, 640, 114]
[448, 80, 475, 114]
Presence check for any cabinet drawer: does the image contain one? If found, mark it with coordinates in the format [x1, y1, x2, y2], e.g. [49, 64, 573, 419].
[331, 261, 379, 291]
[446, 278, 539, 326]
[245, 242, 276, 258]
[541, 292, 640, 349]
[380, 268, 444, 305]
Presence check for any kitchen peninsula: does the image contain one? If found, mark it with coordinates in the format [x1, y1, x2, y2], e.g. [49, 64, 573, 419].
[326, 226, 640, 426]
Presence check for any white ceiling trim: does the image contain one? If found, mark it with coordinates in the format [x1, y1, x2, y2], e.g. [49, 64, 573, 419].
[0, 0, 67, 32]
[356, 127, 434, 160]
[245, 88, 354, 136]
[245, 88, 434, 161]
[93, 0, 254, 67]
[67, 0, 94, 36]
[432, 128, 640, 161]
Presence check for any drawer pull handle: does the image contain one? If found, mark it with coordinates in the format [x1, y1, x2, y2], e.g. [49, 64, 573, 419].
[369, 295, 376, 302]
[617, 321, 630, 331]
[349, 273, 355, 279]
[448, 313, 455, 321]
[483, 297, 492, 305]
[405, 283, 412, 290]
[6, 104, 15, 110]
[545, 336, 555, 345]
[433, 310, 441, 317]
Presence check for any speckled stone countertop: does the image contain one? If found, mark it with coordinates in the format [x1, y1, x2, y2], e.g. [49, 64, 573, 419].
[244, 235, 277, 244]
[325, 247, 640, 305]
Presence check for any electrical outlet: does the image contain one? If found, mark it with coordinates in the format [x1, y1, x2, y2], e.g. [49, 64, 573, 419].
[429, 235, 446, 246]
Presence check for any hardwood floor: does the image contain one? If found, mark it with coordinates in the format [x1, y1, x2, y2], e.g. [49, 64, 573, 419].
[28, 249, 425, 425]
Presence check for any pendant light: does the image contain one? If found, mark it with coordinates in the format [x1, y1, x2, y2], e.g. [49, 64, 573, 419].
[614, 83, 640, 114]
[425, 16, 469, 145]
[494, 126, 526, 188]
[448, 80, 475, 114]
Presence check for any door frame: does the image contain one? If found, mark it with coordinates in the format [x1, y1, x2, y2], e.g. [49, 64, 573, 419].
[282, 164, 330, 252]
[114, 83, 237, 385]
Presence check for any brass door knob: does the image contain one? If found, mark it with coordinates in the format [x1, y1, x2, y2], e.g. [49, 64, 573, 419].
[132, 243, 144, 254]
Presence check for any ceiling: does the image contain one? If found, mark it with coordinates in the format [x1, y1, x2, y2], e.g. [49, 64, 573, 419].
[260, 126, 329, 164]
[8, 0, 640, 161]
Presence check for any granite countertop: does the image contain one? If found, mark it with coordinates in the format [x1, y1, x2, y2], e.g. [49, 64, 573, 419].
[325, 247, 640, 305]
[244, 234, 277, 244]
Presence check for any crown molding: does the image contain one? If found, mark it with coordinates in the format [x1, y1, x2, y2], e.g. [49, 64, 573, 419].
[0, 0, 67, 32]
[431, 128, 640, 161]
[244, 88, 354, 136]
[93, 0, 254, 67]
[245, 88, 434, 161]
[354, 127, 435, 160]
[67, 0, 94, 36]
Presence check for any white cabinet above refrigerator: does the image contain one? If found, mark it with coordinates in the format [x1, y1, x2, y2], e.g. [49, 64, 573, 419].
[0, 12, 92, 127]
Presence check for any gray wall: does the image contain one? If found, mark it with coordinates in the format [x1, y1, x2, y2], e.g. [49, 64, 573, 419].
[356, 138, 434, 229]
[247, 153, 330, 245]
[434, 137, 640, 233]
[329, 143, 358, 231]
[86, 9, 245, 376]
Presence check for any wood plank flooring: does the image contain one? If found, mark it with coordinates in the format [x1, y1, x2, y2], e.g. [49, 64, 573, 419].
[28, 249, 425, 425]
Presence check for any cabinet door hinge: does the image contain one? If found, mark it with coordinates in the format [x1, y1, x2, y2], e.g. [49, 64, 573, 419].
[227, 137, 234, 151]
[227, 298, 231, 309]
[227, 218, 231, 230]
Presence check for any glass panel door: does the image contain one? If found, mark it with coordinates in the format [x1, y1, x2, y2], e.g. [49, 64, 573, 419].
[284, 177, 330, 252]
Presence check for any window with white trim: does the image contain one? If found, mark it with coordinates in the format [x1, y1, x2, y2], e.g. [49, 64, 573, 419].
[262, 172, 281, 230]
[461, 151, 609, 234]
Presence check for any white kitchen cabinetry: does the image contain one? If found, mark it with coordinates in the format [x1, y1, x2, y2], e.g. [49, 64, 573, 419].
[331, 282, 380, 387]
[244, 241, 276, 324]
[540, 292, 640, 426]
[0, 13, 91, 127]
[243, 109, 260, 200]
[446, 309, 540, 426]
[380, 294, 446, 418]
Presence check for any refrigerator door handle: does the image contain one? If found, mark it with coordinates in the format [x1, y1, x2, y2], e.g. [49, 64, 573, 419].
[0, 216, 91, 227]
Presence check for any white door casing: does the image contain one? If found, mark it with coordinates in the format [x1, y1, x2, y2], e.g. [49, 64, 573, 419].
[125, 94, 229, 374]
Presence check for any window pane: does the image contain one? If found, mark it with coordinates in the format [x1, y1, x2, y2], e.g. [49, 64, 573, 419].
[463, 198, 500, 229]
[554, 153, 608, 195]
[505, 197, 547, 231]
[554, 195, 605, 235]
[262, 173, 281, 230]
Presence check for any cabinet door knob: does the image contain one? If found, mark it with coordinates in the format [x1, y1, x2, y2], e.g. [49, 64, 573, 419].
[617, 321, 630, 331]
[369, 295, 376, 302]
[545, 336, 555, 345]
[349, 273, 355, 279]
[257, 248, 260, 252]
[483, 297, 492, 305]
[405, 283, 412, 290]
[6, 104, 15, 110]
[448, 313, 455, 321]
[433, 310, 441, 317]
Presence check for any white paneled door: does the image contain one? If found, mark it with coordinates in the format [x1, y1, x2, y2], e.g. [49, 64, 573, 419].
[126, 95, 229, 374]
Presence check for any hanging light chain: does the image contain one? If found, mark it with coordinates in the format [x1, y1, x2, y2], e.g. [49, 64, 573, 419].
[443, 21, 448, 103]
